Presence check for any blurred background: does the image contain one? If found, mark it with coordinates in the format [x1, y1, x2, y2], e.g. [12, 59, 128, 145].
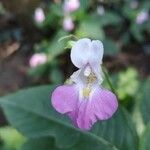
[0, 0, 149, 150]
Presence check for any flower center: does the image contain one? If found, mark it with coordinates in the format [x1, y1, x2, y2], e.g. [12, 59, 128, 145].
[82, 67, 97, 98]
[82, 87, 91, 98]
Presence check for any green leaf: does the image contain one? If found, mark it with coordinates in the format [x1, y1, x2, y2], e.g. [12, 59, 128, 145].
[50, 68, 64, 84]
[130, 23, 144, 42]
[80, 0, 90, 10]
[140, 78, 150, 124]
[103, 39, 119, 56]
[99, 11, 122, 26]
[47, 31, 68, 60]
[0, 86, 138, 150]
[22, 137, 59, 150]
[0, 126, 26, 150]
[139, 123, 150, 150]
[76, 20, 104, 40]
[28, 64, 48, 77]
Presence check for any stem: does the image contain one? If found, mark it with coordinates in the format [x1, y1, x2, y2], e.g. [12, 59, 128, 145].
[58, 34, 78, 42]
[102, 66, 116, 94]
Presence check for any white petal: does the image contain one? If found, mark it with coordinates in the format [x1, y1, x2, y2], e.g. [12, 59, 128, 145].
[70, 69, 82, 83]
[84, 65, 91, 77]
[89, 40, 104, 67]
[92, 65, 103, 84]
[70, 68, 87, 86]
[70, 38, 91, 68]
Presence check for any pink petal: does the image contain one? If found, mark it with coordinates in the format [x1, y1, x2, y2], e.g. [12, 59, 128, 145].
[93, 88, 118, 120]
[51, 85, 78, 114]
[76, 88, 118, 130]
[76, 99, 97, 130]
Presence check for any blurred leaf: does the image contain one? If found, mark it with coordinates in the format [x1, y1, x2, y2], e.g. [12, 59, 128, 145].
[103, 39, 119, 56]
[142, 21, 150, 32]
[130, 23, 144, 41]
[22, 137, 59, 150]
[141, 1, 150, 11]
[76, 20, 104, 40]
[47, 30, 68, 60]
[122, 4, 137, 20]
[0, 127, 26, 150]
[0, 2, 5, 15]
[99, 12, 122, 26]
[139, 123, 150, 150]
[0, 85, 138, 150]
[65, 40, 76, 49]
[50, 68, 64, 84]
[28, 64, 48, 77]
[39, 4, 63, 28]
[121, 32, 130, 45]
[50, 4, 64, 17]
[140, 78, 150, 125]
[116, 68, 139, 100]
[80, 0, 90, 10]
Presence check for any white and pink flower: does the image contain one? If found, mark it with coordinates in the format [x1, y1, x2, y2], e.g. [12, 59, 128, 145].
[63, 16, 74, 31]
[51, 38, 118, 130]
[63, 0, 80, 13]
[29, 53, 47, 68]
[34, 7, 45, 23]
[130, 1, 138, 9]
[136, 10, 149, 24]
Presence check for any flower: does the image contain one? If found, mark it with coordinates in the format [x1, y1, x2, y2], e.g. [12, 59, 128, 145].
[63, 16, 74, 31]
[97, 5, 105, 16]
[130, 1, 138, 9]
[34, 7, 45, 23]
[51, 38, 118, 130]
[63, 0, 80, 13]
[136, 10, 149, 24]
[29, 53, 47, 68]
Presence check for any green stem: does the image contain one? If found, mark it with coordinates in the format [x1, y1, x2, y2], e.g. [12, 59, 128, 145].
[102, 66, 116, 94]
[58, 34, 78, 42]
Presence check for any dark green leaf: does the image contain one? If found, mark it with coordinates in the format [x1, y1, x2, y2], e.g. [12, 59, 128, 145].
[0, 86, 138, 150]
[139, 124, 150, 150]
[28, 64, 48, 77]
[99, 12, 122, 26]
[80, 0, 90, 10]
[130, 24, 144, 42]
[103, 39, 119, 56]
[140, 78, 150, 124]
[47, 30, 68, 60]
[22, 137, 59, 150]
[76, 20, 104, 40]
[50, 68, 64, 84]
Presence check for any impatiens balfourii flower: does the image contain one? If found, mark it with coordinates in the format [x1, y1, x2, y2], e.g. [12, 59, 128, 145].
[136, 10, 149, 24]
[63, 0, 80, 13]
[63, 16, 74, 31]
[29, 53, 47, 68]
[51, 38, 118, 130]
[130, 1, 138, 9]
[34, 7, 45, 23]
[97, 5, 105, 16]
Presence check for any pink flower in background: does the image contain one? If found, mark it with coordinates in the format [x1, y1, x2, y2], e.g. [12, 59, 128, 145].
[29, 53, 47, 68]
[34, 7, 45, 23]
[63, 0, 80, 13]
[51, 38, 118, 130]
[136, 10, 149, 24]
[63, 16, 74, 31]
[130, 1, 138, 9]
[97, 5, 105, 16]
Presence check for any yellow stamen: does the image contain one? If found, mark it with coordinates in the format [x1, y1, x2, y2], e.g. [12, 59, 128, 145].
[82, 87, 91, 98]
[87, 72, 97, 84]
